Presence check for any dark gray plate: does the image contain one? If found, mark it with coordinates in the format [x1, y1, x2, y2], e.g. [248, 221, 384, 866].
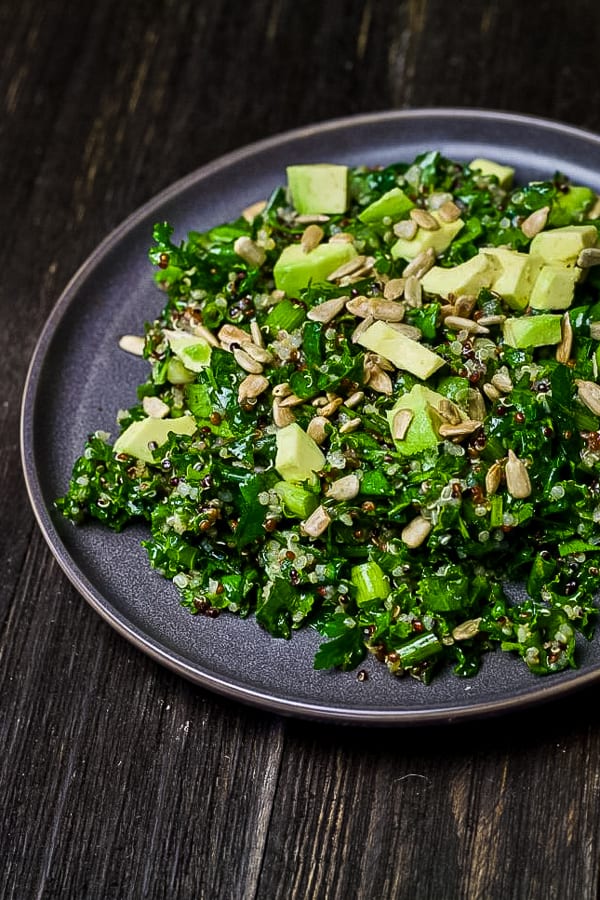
[21, 109, 600, 725]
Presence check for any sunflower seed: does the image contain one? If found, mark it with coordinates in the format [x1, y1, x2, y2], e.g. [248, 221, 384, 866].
[383, 278, 406, 300]
[452, 618, 482, 641]
[366, 367, 393, 395]
[326, 473, 360, 501]
[272, 381, 292, 399]
[477, 314, 506, 327]
[328, 231, 354, 243]
[556, 312, 574, 364]
[142, 396, 170, 418]
[402, 248, 436, 279]
[119, 334, 145, 356]
[445, 316, 489, 335]
[301, 505, 331, 538]
[346, 296, 374, 318]
[218, 324, 251, 347]
[482, 383, 501, 402]
[233, 235, 266, 266]
[349, 297, 405, 322]
[386, 322, 423, 341]
[320, 397, 344, 418]
[295, 213, 330, 224]
[505, 449, 532, 499]
[307, 416, 330, 444]
[339, 417, 361, 435]
[491, 370, 513, 393]
[437, 200, 462, 223]
[438, 419, 482, 440]
[250, 319, 264, 347]
[351, 314, 375, 343]
[240, 341, 273, 364]
[410, 208, 439, 230]
[485, 461, 503, 496]
[233, 347, 263, 374]
[393, 219, 418, 240]
[278, 392, 306, 408]
[590, 322, 600, 340]
[401, 515, 432, 549]
[345, 390, 365, 409]
[391, 408, 414, 441]
[307, 295, 348, 324]
[428, 192, 454, 211]
[301, 224, 324, 253]
[588, 195, 600, 220]
[453, 294, 477, 318]
[238, 374, 269, 403]
[520, 206, 550, 239]
[468, 389, 487, 421]
[241, 200, 267, 222]
[577, 247, 600, 268]
[404, 275, 422, 308]
[576, 379, 600, 416]
[327, 255, 367, 282]
[438, 398, 462, 425]
[272, 399, 295, 427]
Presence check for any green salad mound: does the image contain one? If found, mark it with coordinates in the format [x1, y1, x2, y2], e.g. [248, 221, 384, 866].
[57, 151, 600, 684]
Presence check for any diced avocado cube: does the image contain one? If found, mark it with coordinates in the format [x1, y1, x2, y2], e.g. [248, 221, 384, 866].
[273, 241, 358, 297]
[529, 224, 597, 266]
[387, 384, 449, 455]
[390, 211, 464, 261]
[549, 186, 596, 226]
[163, 329, 212, 372]
[358, 187, 415, 225]
[421, 253, 498, 299]
[529, 265, 580, 310]
[481, 247, 542, 311]
[286, 164, 349, 215]
[275, 423, 326, 483]
[357, 321, 446, 380]
[502, 314, 562, 349]
[468, 157, 514, 189]
[113, 416, 197, 463]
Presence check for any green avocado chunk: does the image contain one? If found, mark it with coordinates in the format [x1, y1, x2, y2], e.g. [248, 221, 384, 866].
[273, 241, 358, 297]
[421, 253, 498, 298]
[357, 321, 446, 380]
[275, 423, 326, 483]
[529, 265, 580, 310]
[502, 314, 562, 349]
[468, 157, 515, 189]
[387, 384, 450, 455]
[286, 164, 349, 215]
[529, 224, 597, 266]
[390, 212, 464, 261]
[481, 247, 542, 311]
[113, 416, 197, 463]
[358, 187, 415, 224]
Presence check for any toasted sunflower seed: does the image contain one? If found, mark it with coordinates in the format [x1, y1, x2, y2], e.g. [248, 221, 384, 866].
[345, 390, 365, 409]
[386, 322, 423, 341]
[588, 195, 600, 220]
[437, 200, 462, 223]
[218, 324, 251, 347]
[485, 461, 503, 496]
[233, 235, 266, 267]
[468, 389, 487, 422]
[445, 316, 489, 335]
[306, 416, 330, 444]
[452, 618, 482, 641]
[326, 473, 360, 501]
[401, 515, 432, 549]
[477, 314, 506, 327]
[556, 311, 574, 364]
[119, 334, 145, 356]
[302, 505, 331, 538]
[241, 200, 267, 223]
[233, 347, 263, 374]
[576, 379, 600, 416]
[307, 295, 348, 324]
[327, 255, 367, 282]
[238, 374, 269, 403]
[301, 224, 324, 253]
[483, 383, 501, 402]
[393, 219, 418, 240]
[505, 449, 532, 499]
[491, 370, 513, 393]
[402, 247, 436, 279]
[410, 208, 439, 230]
[250, 319, 264, 347]
[295, 213, 330, 224]
[453, 294, 477, 318]
[438, 398, 462, 425]
[351, 314, 375, 343]
[362, 298, 406, 322]
[383, 278, 406, 300]
[577, 247, 600, 268]
[404, 275, 422, 308]
[590, 322, 600, 340]
[520, 206, 549, 239]
[439, 419, 483, 440]
[366, 367, 393, 395]
[346, 296, 373, 318]
[278, 393, 306, 408]
[272, 399, 295, 427]
[272, 381, 292, 399]
[339, 417, 362, 435]
[240, 341, 273, 364]
[328, 231, 354, 243]
[320, 397, 344, 417]
[391, 408, 414, 441]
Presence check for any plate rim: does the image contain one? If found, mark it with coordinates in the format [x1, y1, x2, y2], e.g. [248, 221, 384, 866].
[20, 106, 600, 725]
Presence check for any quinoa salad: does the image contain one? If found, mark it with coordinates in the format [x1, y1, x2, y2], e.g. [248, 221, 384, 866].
[57, 151, 600, 684]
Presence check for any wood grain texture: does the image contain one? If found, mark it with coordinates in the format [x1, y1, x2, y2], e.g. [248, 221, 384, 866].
[3, 1, 600, 898]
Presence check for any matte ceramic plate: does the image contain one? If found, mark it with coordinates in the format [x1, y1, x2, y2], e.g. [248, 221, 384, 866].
[21, 109, 600, 725]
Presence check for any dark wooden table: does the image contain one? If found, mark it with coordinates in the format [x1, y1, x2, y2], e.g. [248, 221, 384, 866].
[4, 2, 600, 897]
